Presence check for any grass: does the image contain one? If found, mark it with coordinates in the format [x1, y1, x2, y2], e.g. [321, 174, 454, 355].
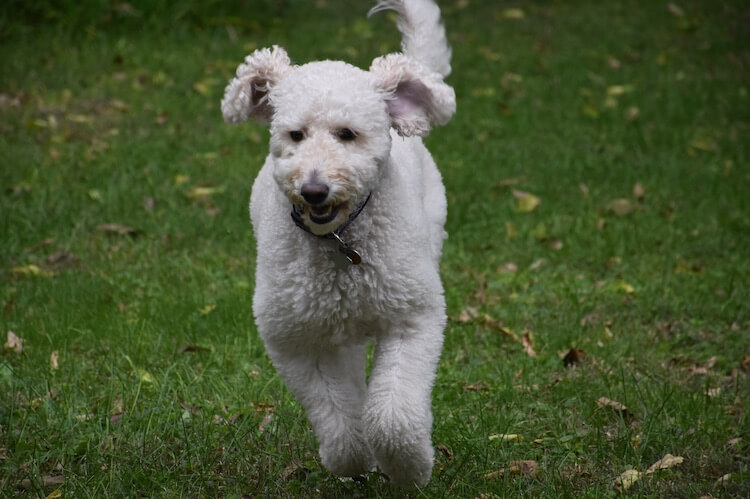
[1, 0, 748, 496]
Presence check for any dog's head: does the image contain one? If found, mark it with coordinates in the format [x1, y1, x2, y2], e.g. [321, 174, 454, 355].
[222, 46, 455, 235]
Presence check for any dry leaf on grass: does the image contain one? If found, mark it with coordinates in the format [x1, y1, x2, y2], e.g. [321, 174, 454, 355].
[613, 469, 642, 491]
[646, 453, 684, 474]
[521, 331, 537, 357]
[606, 198, 636, 216]
[489, 433, 523, 442]
[483, 460, 538, 479]
[11, 264, 55, 278]
[632, 182, 646, 200]
[19, 475, 65, 490]
[513, 190, 541, 212]
[464, 380, 488, 392]
[562, 348, 586, 367]
[4, 331, 25, 353]
[96, 223, 140, 236]
[436, 444, 453, 461]
[597, 396, 634, 419]
[178, 344, 212, 353]
[50, 350, 59, 370]
[258, 411, 274, 433]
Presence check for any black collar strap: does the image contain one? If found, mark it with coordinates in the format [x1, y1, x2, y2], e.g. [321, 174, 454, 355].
[290, 193, 372, 265]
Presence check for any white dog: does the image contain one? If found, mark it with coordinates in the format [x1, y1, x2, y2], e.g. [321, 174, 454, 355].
[221, 0, 455, 487]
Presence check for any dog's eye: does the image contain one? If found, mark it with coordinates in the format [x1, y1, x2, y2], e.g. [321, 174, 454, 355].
[335, 128, 357, 141]
[289, 130, 304, 142]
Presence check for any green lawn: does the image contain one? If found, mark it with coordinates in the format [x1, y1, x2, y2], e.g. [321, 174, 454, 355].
[1, 0, 748, 496]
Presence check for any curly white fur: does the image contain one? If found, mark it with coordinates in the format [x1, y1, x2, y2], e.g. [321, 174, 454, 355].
[221, 0, 455, 488]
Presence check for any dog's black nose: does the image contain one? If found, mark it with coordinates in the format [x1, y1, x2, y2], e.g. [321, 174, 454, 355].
[300, 182, 329, 205]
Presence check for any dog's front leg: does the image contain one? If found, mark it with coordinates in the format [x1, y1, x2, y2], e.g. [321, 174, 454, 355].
[365, 312, 446, 487]
[265, 343, 374, 477]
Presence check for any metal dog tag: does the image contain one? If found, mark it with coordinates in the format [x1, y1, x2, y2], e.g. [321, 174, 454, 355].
[331, 233, 362, 266]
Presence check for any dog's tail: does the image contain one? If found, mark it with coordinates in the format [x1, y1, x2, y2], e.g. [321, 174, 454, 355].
[369, 0, 452, 78]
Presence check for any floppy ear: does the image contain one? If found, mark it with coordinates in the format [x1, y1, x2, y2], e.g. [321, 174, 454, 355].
[369, 53, 455, 137]
[221, 45, 292, 124]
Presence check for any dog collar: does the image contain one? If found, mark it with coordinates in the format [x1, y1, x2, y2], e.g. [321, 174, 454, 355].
[290, 193, 372, 265]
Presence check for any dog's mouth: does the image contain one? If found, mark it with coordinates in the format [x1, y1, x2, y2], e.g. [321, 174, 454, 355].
[308, 203, 341, 225]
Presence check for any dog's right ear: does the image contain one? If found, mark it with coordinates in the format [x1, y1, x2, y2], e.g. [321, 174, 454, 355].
[221, 46, 292, 125]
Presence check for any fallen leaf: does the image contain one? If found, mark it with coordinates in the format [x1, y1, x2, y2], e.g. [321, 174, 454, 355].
[464, 380, 488, 392]
[258, 411, 274, 432]
[483, 460, 538, 479]
[502, 8, 525, 19]
[612, 281, 635, 294]
[646, 453, 684, 474]
[50, 350, 59, 370]
[456, 306, 479, 323]
[437, 444, 453, 461]
[42, 252, 80, 271]
[11, 264, 54, 277]
[199, 304, 216, 315]
[529, 258, 545, 270]
[613, 469, 642, 491]
[185, 186, 226, 200]
[496, 176, 525, 187]
[4, 331, 24, 354]
[521, 331, 537, 357]
[715, 473, 734, 485]
[632, 182, 646, 200]
[137, 369, 155, 383]
[96, 223, 139, 236]
[606, 198, 635, 216]
[179, 344, 212, 353]
[497, 261, 518, 274]
[110, 412, 124, 424]
[513, 190, 541, 212]
[562, 348, 585, 367]
[489, 433, 523, 442]
[667, 2, 685, 17]
[607, 84, 635, 96]
[706, 387, 721, 398]
[597, 396, 634, 419]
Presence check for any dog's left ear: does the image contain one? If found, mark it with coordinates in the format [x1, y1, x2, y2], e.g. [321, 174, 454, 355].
[221, 45, 292, 125]
[370, 53, 455, 137]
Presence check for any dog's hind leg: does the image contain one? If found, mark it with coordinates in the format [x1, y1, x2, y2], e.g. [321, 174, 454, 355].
[364, 310, 446, 487]
[265, 343, 374, 477]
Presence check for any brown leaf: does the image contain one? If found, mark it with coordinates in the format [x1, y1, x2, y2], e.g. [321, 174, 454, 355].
[646, 453, 684, 474]
[50, 350, 59, 370]
[4, 330, 24, 354]
[606, 198, 635, 216]
[632, 182, 646, 200]
[483, 460, 538, 479]
[613, 469, 642, 491]
[464, 380, 488, 392]
[96, 223, 140, 236]
[19, 475, 65, 490]
[597, 396, 634, 419]
[456, 306, 479, 323]
[562, 348, 586, 367]
[178, 344, 212, 353]
[521, 331, 537, 357]
[258, 411, 274, 432]
[42, 252, 81, 271]
[437, 444, 453, 461]
[110, 412, 124, 424]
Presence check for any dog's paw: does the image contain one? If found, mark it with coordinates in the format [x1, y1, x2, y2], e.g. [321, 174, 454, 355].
[364, 405, 435, 487]
[319, 432, 374, 478]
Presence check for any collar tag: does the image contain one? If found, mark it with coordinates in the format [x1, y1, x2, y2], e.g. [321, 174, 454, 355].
[331, 233, 362, 265]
